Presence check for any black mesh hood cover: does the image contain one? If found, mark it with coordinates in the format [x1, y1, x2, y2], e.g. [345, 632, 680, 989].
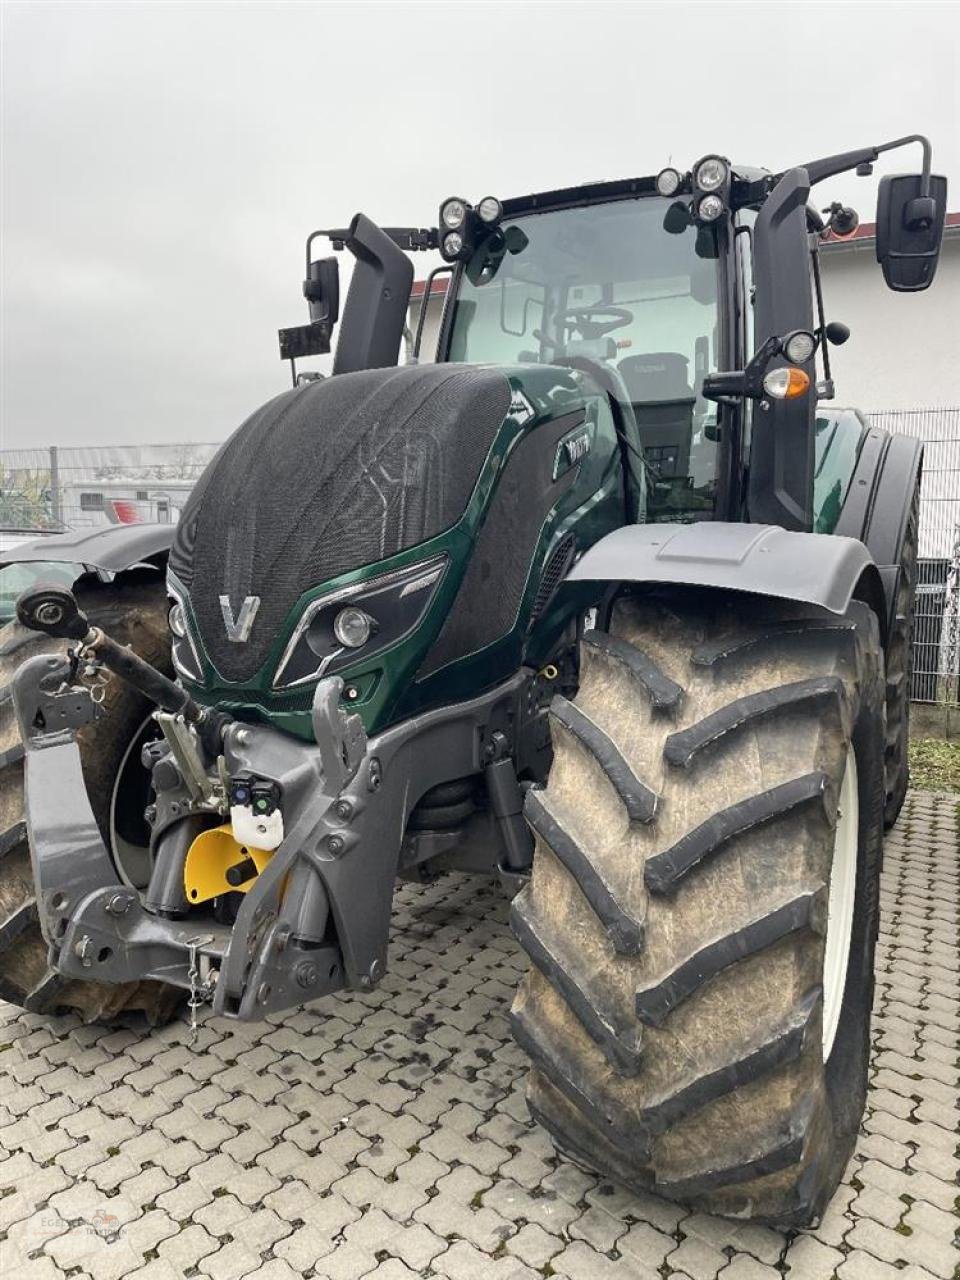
[170, 364, 511, 683]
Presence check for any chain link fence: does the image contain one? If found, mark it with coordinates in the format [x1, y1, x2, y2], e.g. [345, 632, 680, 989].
[0, 444, 221, 533]
[868, 409, 960, 708]
[2, 416, 958, 706]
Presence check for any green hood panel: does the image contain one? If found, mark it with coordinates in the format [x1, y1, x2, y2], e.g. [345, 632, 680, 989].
[171, 364, 626, 739]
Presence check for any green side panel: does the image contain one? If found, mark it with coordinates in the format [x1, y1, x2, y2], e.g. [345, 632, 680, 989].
[176, 365, 626, 740]
[813, 408, 867, 535]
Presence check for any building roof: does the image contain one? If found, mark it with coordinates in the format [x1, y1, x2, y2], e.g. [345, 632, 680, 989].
[410, 277, 450, 300]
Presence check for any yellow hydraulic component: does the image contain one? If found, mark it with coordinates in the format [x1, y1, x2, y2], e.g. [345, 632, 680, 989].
[183, 824, 273, 905]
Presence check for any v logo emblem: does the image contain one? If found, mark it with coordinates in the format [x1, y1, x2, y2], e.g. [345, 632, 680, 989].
[219, 594, 261, 643]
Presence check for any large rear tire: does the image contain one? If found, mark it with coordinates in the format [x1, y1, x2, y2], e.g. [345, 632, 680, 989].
[882, 482, 919, 829]
[511, 591, 885, 1227]
[0, 576, 182, 1025]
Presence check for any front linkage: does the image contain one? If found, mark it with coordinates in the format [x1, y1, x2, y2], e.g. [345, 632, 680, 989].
[12, 585, 542, 1023]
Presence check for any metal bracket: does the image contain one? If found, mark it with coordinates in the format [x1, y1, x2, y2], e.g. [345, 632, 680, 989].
[11, 652, 100, 745]
[57, 888, 231, 988]
[312, 677, 367, 793]
[155, 711, 222, 807]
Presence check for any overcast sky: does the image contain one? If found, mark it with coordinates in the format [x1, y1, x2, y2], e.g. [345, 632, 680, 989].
[2, 0, 958, 449]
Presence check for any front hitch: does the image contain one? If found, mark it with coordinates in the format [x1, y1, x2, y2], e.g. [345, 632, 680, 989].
[18, 584, 206, 723]
[11, 584, 533, 1023]
[9, 591, 374, 1020]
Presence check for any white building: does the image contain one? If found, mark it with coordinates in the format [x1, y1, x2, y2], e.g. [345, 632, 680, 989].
[818, 213, 960, 413]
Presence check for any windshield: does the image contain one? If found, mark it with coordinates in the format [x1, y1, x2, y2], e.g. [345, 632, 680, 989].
[446, 197, 722, 521]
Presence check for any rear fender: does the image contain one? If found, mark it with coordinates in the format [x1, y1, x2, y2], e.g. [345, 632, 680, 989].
[834, 427, 923, 637]
[567, 521, 887, 642]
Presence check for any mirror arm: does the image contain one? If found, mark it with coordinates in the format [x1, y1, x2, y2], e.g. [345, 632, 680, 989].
[809, 237, 831, 386]
[305, 226, 439, 258]
[797, 134, 933, 195]
[875, 134, 932, 197]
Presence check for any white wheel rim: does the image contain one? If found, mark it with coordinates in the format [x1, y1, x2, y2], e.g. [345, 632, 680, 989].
[822, 745, 858, 1061]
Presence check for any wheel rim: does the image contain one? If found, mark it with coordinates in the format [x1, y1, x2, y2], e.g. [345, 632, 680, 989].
[822, 745, 859, 1061]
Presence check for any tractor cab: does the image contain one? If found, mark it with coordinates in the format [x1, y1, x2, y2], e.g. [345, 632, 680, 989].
[441, 191, 722, 523]
[279, 136, 946, 538]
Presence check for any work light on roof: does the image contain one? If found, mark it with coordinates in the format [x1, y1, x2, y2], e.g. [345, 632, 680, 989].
[697, 193, 725, 223]
[656, 167, 682, 197]
[693, 155, 729, 192]
[477, 196, 503, 225]
[442, 231, 464, 258]
[441, 198, 468, 230]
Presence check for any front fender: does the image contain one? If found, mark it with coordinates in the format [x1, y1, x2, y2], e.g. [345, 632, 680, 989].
[568, 522, 885, 636]
[0, 523, 173, 574]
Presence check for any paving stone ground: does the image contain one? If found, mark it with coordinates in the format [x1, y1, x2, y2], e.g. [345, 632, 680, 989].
[0, 788, 957, 1280]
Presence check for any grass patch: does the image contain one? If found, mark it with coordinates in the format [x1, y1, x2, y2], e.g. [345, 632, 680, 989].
[908, 737, 960, 793]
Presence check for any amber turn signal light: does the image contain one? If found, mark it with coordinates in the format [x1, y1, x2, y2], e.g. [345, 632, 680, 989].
[762, 367, 811, 400]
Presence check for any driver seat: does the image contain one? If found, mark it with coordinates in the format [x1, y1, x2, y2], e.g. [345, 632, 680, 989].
[617, 352, 696, 479]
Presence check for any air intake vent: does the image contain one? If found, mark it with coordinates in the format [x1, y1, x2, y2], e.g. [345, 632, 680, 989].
[531, 534, 577, 624]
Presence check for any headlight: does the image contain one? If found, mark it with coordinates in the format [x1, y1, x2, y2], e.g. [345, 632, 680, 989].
[782, 330, 817, 364]
[656, 167, 682, 197]
[477, 196, 502, 225]
[333, 606, 375, 649]
[274, 555, 448, 689]
[697, 193, 725, 222]
[166, 582, 203, 682]
[168, 602, 187, 638]
[694, 156, 729, 192]
[441, 198, 468, 230]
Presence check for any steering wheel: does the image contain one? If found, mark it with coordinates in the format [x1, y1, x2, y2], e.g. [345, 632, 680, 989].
[562, 305, 633, 339]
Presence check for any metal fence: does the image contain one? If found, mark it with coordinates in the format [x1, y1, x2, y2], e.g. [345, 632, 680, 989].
[0, 444, 220, 532]
[2, 415, 959, 705]
[868, 408, 960, 707]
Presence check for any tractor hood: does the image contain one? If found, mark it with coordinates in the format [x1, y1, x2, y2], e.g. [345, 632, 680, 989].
[169, 364, 512, 686]
[167, 362, 625, 738]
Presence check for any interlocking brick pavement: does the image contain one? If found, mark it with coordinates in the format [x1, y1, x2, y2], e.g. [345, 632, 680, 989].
[0, 788, 957, 1280]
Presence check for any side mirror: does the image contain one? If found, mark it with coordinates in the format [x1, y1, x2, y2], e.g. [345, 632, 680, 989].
[304, 256, 340, 325]
[876, 173, 948, 291]
[278, 256, 340, 368]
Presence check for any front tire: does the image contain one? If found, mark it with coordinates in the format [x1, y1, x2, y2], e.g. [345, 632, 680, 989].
[511, 591, 885, 1227]
[0, 576, 182, 1025]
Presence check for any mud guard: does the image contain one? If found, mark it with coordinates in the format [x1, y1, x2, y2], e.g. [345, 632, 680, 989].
[834, 428, 923, 638]
[567, 522, 887, 641]
[0, 523, 173, 573]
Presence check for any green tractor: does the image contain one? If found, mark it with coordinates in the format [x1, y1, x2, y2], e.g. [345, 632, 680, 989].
[0, 136, 947, 1226]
